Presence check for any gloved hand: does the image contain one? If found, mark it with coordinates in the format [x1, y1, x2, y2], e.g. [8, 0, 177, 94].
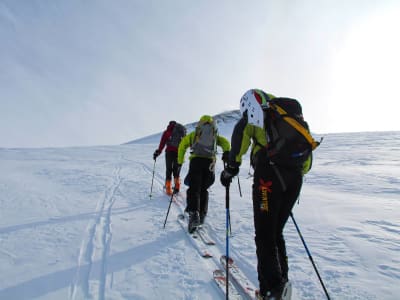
[220, 171, 232, 187]
[153, 149, 161, 160]
[220, 165, 239, 187]
[222, 151, 230, 163]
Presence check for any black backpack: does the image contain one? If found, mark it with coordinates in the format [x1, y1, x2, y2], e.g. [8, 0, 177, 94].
[264, 98, 320, 171]
[167, 123, 186, 148]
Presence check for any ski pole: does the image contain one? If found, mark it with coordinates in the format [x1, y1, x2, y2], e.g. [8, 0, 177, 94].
[237, 176, 242, 197]
[290, 212, 331, 300]
[163, 190, 176, 228]
[228, 208, 232, 237]
[225, 184, 230, 300]
[149, 159, 156, 199]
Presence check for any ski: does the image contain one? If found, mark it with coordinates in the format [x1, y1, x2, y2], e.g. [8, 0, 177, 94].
[197, 226, 216, 245]
[220, 255, 257, 300]
[177, 214, 212, 258]
[170, 192, 187, 213]
[221, 254, 293, 300]
[171, 191, 184, 206]
[213, 269, 243, 300]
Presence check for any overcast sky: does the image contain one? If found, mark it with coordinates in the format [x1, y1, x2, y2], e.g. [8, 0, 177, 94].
[1, 0, 399, 148]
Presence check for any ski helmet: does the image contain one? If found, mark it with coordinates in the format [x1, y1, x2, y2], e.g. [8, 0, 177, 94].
[239, 89, 275, 128]
[198, 115, 214, 125]
[197, 115, 216, 132]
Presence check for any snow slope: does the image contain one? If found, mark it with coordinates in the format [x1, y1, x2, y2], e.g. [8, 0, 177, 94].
[0, 126, 399, 299]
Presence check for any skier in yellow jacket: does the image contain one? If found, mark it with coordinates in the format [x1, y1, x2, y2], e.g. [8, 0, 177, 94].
[178, 115, 230, 233]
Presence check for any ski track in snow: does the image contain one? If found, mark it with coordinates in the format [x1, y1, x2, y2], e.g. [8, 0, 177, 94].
[70, 164, 122, 300]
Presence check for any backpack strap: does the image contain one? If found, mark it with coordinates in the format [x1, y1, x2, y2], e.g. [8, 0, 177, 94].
[271, 104, 320, 150]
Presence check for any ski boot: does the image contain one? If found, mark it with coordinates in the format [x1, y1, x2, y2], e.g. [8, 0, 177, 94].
[188, 211, 200, 233]
[165, 180, 173, 196]
[174, 177, 180, 193]
[199, 213, 207, 225]
[255, 280, 288, 300]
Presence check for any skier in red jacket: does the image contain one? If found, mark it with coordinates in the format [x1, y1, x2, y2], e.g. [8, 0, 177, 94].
[153, 121, 186, 195]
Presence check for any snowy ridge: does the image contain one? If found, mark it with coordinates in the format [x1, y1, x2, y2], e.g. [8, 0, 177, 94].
[0, 130, 400, 299]
[125, 109, 241, 145]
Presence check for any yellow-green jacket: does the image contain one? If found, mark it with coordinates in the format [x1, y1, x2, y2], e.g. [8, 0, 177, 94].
[229, 116, 267, 166]
[177, 131, 230, 165]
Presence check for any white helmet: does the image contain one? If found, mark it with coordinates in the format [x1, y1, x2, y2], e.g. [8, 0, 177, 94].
[239, 89, 275, 128]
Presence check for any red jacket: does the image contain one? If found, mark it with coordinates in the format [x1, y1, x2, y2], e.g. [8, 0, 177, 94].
[157, 123, 178, 153]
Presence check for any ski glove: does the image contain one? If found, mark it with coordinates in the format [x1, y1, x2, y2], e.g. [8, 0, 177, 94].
[153, 149, 161, 160]
[220, 165, 239, 187]
[222, 151, 230, 163]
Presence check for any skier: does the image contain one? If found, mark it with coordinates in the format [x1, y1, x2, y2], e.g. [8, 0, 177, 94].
[178, 115, 230, 233]
[153, 120, 186, 195]
[220, 89, 313, 300]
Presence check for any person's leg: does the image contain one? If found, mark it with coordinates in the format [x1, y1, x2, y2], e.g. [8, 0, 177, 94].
[165, 151, 174, 194]
[199, 159, 215, 224]
[165, 151, 173, 181]
[199, 190, 208, 224]
[276, 169, 303, 282]
[170, 152, 181, 191]
[187, 158, 202, 232]
[171, 151, 179, 177]
[252, 165, 284, 297]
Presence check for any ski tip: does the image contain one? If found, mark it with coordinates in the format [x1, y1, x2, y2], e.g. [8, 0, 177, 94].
[202, 252, 213, 258]
[220, 255, 234, 264]
[213, 269, 224, 277]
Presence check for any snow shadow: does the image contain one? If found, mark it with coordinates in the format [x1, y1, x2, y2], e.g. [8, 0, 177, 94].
[0, 229, 182, 299]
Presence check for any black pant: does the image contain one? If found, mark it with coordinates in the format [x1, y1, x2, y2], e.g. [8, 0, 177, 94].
[252, 163, 303, 295]
[186, 157, 215, 216]
[165, 151, 180, 181]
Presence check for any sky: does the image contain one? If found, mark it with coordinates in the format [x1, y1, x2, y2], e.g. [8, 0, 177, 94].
[1, 0, 400, 148]
[1, 124, 399, 299]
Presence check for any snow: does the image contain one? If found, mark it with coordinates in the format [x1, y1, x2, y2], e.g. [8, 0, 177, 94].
[0, 120, 399, 299]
